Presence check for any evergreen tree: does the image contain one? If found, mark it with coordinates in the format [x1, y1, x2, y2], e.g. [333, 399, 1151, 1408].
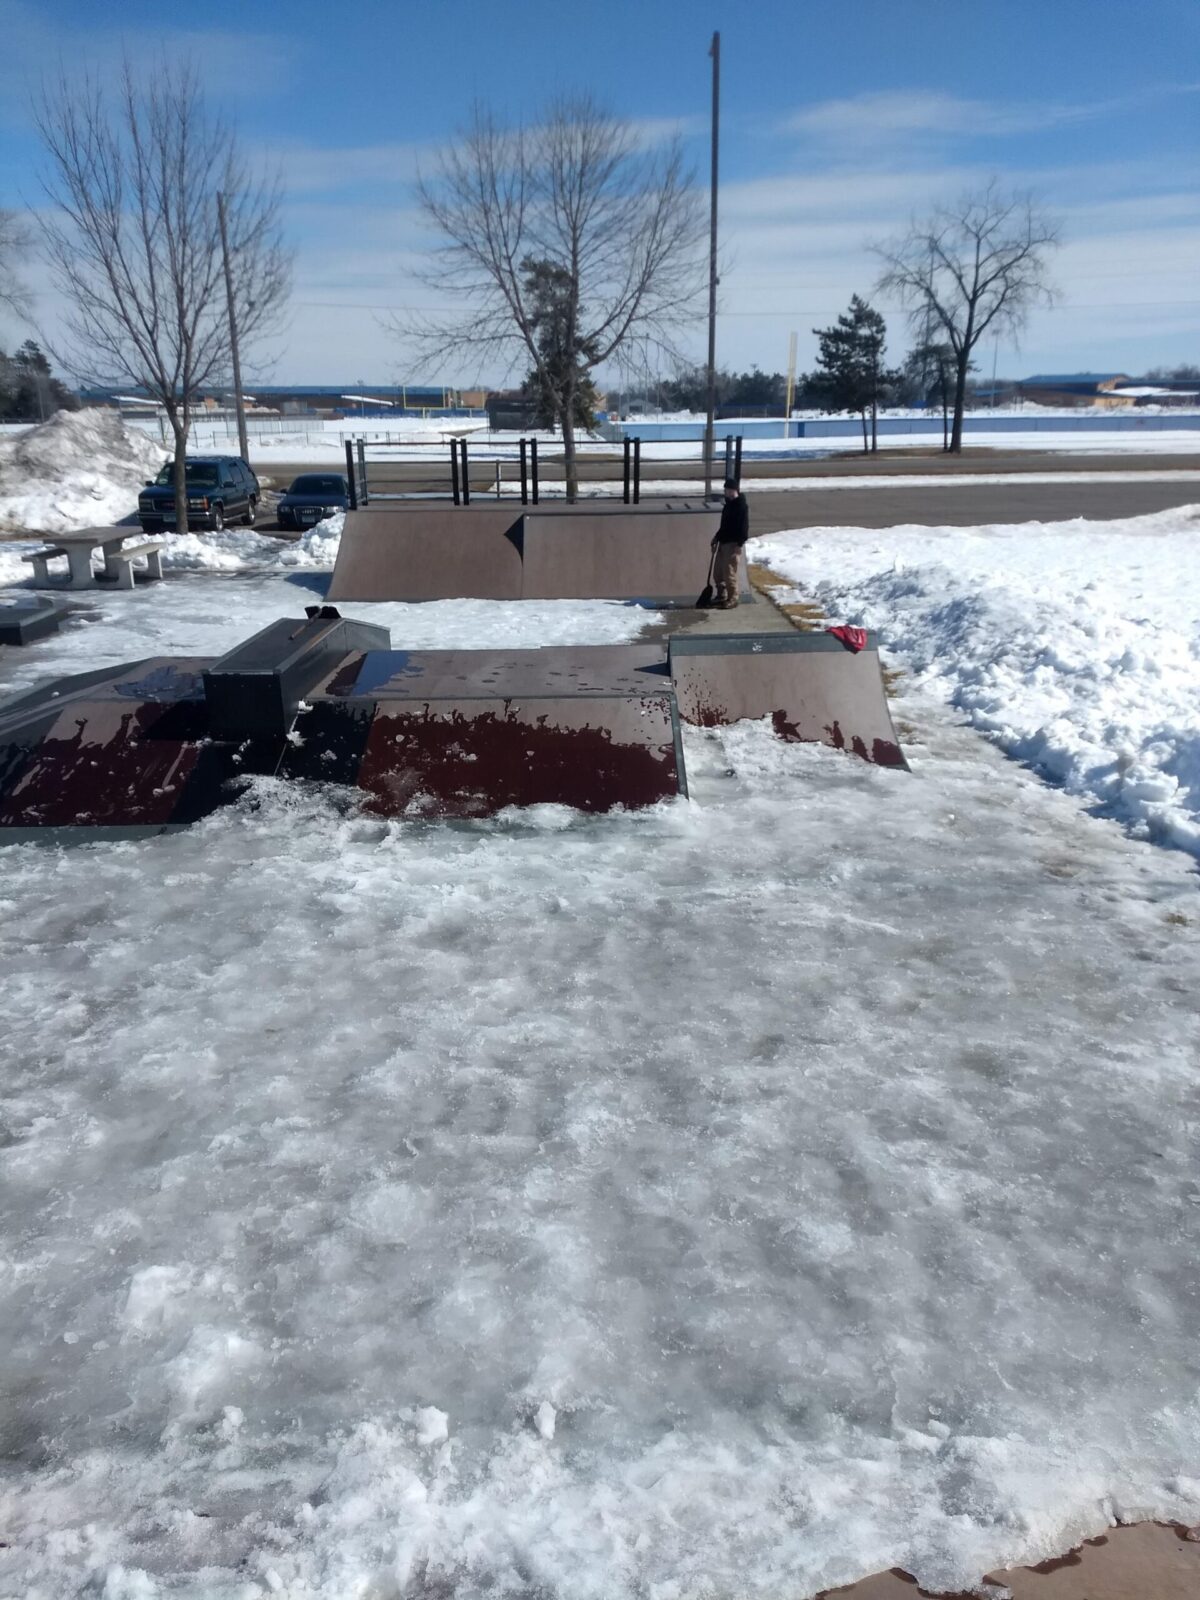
[519, 257, 601, 431]
[0, 341, 78, 420]
[810, 295, 899, 452]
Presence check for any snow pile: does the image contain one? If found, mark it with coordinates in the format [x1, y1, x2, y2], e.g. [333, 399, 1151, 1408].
[0, 408, 166, 532]
[0, 700, 1198, 1598]
[154, 512, 345, 572]
[756, 504, 1200, 856]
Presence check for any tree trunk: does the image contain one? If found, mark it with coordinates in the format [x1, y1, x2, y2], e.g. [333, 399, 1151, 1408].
[860, 409, 868, 453]
[941, 379, 949, 451]
[169, 411, 190, 535]
[950, 355, 969, 453]
[561, 392, 579, 503]
[871, 396, 878, 453]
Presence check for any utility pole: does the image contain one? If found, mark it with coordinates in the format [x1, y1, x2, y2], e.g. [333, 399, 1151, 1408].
[784, 330, 798, 434]
[216, 192, 250, 464]
[703, 30, 720, 500]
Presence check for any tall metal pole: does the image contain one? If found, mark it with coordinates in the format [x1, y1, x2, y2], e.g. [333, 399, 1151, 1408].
[703, 30, 720, 500]
[216, 192, 250, 463]
[784, 330, 798, 433]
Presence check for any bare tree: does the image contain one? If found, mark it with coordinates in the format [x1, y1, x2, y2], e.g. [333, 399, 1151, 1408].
[406, 97, 705, 500]
[872, 182, 1060, 452]
[35, 62, 290, 532]
[0, 210, 33, 323]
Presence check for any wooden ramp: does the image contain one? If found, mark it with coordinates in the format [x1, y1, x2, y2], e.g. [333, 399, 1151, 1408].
[668, 632, 908, 768]
[326, 504, 730, 603]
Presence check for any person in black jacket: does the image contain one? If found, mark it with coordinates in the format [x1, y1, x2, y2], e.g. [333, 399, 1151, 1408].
[711, 479, 749, 608]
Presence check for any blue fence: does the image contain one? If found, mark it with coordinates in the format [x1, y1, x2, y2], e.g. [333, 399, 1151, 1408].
[617, 413, 1200, 443]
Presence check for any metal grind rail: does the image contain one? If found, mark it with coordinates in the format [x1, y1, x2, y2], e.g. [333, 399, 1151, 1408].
[343, 434, 744, 508]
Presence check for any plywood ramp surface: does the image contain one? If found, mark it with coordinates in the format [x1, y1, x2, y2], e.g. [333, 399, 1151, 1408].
[521, 509, 725, 601]
[327, 506, 524, 601]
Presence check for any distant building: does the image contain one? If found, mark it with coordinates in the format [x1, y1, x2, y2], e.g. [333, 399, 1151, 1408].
[1108, 383, 1199, 407]
[79, 383, 483, 419]
[1016, 373, 1132, 408]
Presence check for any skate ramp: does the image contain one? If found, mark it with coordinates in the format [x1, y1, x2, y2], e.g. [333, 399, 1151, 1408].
[519, 506, 729, 603]
[0, 657, 284, 839]
[669, 632, 908, 768]
[326, 504, 730, 603]
[327, 506, 525, 602]
[282, 644, 684, 815]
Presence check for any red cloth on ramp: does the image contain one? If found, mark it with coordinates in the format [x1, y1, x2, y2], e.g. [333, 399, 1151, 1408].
[827, 625, 868, 653]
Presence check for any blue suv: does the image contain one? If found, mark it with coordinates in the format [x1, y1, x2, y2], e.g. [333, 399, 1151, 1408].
[138, 456, 259, 533]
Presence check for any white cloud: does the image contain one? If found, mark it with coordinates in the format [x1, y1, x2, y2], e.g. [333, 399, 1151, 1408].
[782, 83, 1200, 153]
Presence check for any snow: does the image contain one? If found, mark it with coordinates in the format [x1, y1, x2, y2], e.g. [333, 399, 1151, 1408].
[3, 513, 1200, 1596]
[1, 685, 1199, 1597]
[0, 409, 166, 533]
[139, 411, 1200, 469]
[755, 504, 1200, 858]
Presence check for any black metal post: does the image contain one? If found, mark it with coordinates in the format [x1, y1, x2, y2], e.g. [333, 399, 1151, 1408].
[460, 438, 471, 505]
[704, 31, 720, 500]
[623, 436, 631, 504]
[633, 437, 641, 504]
[450, 438, 460, 504]
[733, 434, 743, 487]
[724, 435, 733, 482]
[520, 438, 528, 505]
[357, 439, 368, 505]
[345, 439, 357, 510]
[531, 438, 539, 504]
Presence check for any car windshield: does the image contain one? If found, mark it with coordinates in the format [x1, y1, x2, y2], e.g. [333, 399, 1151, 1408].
[289, 476, 345, 495]
[156, 463, 219, 488]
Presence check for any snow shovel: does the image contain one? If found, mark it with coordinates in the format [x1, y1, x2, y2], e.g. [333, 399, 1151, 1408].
[696, 547, 717, 609]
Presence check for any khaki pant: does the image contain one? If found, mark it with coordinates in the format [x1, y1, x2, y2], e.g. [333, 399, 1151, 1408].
[714, 541, 741, 605]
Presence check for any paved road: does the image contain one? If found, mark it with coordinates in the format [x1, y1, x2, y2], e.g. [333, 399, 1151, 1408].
[253, 451, 1200, 533]
[745, 477, 1200, 535]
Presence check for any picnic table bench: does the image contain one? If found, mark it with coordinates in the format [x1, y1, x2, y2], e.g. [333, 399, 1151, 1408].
[23, 529, 165, 590]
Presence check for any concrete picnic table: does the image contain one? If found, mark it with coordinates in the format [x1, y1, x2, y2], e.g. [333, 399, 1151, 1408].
[26, 528, 164, 590]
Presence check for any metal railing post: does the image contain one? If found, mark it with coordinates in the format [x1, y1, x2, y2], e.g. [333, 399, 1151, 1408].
[531, 438, 539, 504]
[357, 439, 368, 505]
[460, 438, 470, 505]
[733, 434, 743, 487]
[520, 438, 528, 505]
[724, 434, 733, 483]
[632, 437, 641, 504]
[450, 438, 460, 504]
[345, 439, 357, 510]
[623, 436, 631, 503]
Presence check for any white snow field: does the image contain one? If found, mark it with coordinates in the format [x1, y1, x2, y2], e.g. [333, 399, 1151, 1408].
[1, 519, 1200, 1597]
[0, 410, 166, 533]
[0, 521, 655, 698]
[757, 505, 1200, 859]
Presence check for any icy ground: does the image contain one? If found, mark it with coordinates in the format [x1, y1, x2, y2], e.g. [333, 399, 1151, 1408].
[2, 520, 1200, 1598]
[0, 534, 654, 699]
[2, 681, 1199, 1599]
[757, 505, 1200, 859]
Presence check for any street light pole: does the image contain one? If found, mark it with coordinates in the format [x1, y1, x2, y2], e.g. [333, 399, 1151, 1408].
[703, 30, 720, 501]
[216, 192, 250, 464]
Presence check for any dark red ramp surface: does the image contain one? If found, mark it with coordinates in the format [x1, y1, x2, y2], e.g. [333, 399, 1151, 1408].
[669, 632, 908, 768]
[283, 645, 685, 815]
[519, 507, 727, 602]
[0, 658, 283, 838]
[327, 506, 525, 601]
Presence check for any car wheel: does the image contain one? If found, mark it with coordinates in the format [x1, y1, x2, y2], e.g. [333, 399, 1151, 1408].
[211, 503, 225, 532]
[243, 497, 256, 526]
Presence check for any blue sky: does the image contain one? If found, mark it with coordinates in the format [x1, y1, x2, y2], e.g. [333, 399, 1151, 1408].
[0, 0, 1197, 386]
